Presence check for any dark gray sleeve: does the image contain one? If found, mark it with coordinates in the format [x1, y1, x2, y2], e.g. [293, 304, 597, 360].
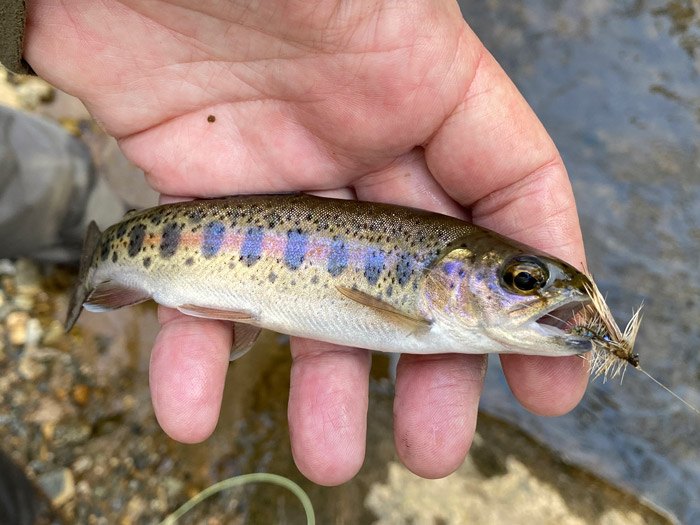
[0, 105, 95, 261]
[0, 0, 31, 75]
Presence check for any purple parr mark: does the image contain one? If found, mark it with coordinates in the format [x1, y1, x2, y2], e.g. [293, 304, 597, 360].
[364, 248, 385, 285]
[240, 227, 264, 266]
[160, 222, 181, 258]
[327, 237, 348, 276]
[396, 253, 414, 286]
[128, 224, 146, 257]
[284, 229, 308, 270]
[202, 221, 226, 258]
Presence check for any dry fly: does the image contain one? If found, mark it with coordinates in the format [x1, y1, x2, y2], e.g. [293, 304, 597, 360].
[571, 277, 698, 413]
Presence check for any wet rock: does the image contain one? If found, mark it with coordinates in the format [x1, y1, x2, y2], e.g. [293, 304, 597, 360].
[1, 274, 16, 297]
[366, 457, 649, 525]
[51, 421, 92, 448]
[76, 479, 91, 497]
[13, 293, 35, 311]
[28, 397, 66, 426]
[162, 476, 185, 501]
[14, 77, 54, 109]
[28, 346, 64, 363]
[37, 468, 75, 507]
[72, 384, 90, 406]
[123, 495, 148, 524]
[17, 350, 46, 380]
[0, 324, 6, 362]
[15, 259, 42, 295]
[0, 259, 15, 276]
[72, 456, 94, 474]
[0, 69, 21, 108]
[6, 310, 29, 345]
[17, 330, 52, 379]
[42, 319, 65, 347]
[24, 318, 43, 348]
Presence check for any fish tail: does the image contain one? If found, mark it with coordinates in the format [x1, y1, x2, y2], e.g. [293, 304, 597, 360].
[65, 220, 102, 332]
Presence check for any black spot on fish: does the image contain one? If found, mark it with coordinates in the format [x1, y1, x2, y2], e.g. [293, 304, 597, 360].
[311, 274, 319, 285]
[185, 257, 194, 266]
[143, 257, 152, 268]
[188, 209, 204, 223]
[149, 211, 164, 226]
[112, 251, 118, 263]
[386, 284, 393, 297]
[160, 222, 181, 258]
[128, 224, 146, 257]
[263, 210, 282, 229]
[268, 272, 277, 283]
[100, 241, 110, 262]
[116, 223, 128, 238]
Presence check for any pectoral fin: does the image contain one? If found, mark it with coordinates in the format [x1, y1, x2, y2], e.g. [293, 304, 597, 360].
[83, 281, 151, 312]
[177, 304, 256, 323]
[230, 323, 262, 361]
[336, 286, 431, 333]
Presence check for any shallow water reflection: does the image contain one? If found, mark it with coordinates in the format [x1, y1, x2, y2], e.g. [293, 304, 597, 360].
[460, 1, 699, 522]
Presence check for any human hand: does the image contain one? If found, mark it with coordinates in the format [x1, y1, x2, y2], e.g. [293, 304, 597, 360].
[25, 0, 588, 484]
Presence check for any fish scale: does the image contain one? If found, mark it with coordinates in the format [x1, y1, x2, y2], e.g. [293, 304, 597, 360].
[96, 194, 465, 310]
[66, 193, 596, 359]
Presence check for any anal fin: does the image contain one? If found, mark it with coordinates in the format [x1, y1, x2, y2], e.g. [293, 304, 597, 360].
[230, 323, 262, 361]
[336, 286, 431, 333]
[84, 280, 151, 312]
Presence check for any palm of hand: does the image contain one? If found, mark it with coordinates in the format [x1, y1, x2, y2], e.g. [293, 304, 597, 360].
[33, 2, 474, 196]
[26, 0, 589, 484]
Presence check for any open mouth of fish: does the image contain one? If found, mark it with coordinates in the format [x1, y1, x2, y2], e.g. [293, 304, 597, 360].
[532, 299, 595, 350]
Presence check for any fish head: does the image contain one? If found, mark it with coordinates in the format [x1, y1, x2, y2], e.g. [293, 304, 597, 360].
[422, 236, 594, 356]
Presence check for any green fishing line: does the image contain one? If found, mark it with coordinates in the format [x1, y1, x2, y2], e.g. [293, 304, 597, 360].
[159, 472, 315, 525]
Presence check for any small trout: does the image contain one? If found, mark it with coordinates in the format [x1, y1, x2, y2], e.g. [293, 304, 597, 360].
[66, 194, 597, 359]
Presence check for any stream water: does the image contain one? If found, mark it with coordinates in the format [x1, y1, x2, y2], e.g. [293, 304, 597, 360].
[459, 1, 700, 522]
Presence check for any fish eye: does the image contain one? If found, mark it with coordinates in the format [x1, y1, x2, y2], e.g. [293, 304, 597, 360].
[501, 255, 549, 295]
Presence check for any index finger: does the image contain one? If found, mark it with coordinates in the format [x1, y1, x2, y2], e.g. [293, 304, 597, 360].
[425, 29, 589, 414]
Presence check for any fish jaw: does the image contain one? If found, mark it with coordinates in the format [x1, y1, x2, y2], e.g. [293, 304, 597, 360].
[493, 294, 594, 355]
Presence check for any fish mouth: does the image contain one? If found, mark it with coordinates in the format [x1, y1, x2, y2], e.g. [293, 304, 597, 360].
[532, 298, 593, 350]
